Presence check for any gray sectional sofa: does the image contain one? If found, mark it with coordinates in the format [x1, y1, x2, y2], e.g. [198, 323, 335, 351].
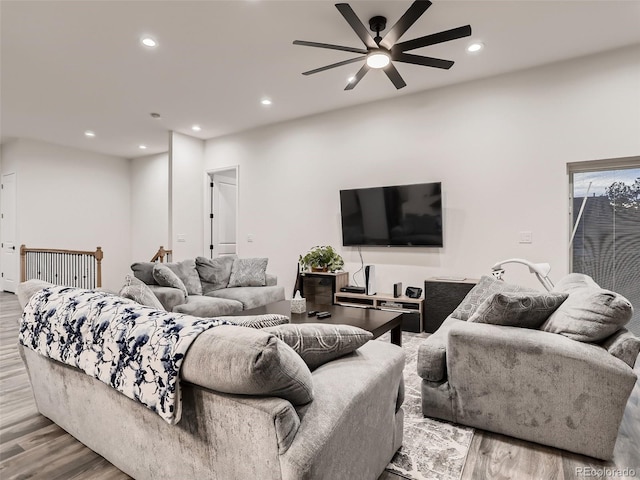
[418, 273, 639, 460]
[131, 256, 285, 317]
[16, 280, 405, 480]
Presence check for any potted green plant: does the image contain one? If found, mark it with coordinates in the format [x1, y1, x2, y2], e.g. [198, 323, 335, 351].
[299, 245, 344, 272]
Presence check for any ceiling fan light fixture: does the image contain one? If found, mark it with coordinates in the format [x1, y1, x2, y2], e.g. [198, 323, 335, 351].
[366, 50, 391, 69]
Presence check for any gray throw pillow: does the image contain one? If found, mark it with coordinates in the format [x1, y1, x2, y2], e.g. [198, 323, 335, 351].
[541, 279, 633, 343]
[152, 264, 188, 299]
[218, 314, 291, 329]
[468, 291, 568, 329]
[163, 259, 202, 296]
[130, 262, 157, 285]
[196, 255, 237, 293]
[228, 257, 268, 288]
[262, 323, 373, 370]
[451, 275, 537, 321]
[180, 325, 313, 405]
[119, 275, 165, 311]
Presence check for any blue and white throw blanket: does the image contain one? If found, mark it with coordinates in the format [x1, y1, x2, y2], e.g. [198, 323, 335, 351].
[19, 286, 228, 424]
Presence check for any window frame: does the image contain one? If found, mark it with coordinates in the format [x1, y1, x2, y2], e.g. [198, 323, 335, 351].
[567, 156, 640, 273]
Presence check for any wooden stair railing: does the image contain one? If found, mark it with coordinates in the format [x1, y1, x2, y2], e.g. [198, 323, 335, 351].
[150, 246, 172, 263]
[20, 245, 103, 288]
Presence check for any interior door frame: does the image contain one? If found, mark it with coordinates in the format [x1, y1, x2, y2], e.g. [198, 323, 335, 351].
[203, 166, 239, 258]
[1, 171, 18, 292]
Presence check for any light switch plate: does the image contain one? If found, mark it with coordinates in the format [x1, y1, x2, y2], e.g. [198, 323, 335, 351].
[519, 231, 532, 244]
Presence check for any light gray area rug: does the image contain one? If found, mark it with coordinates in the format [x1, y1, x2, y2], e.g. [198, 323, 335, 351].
[378, 332, 474, 480]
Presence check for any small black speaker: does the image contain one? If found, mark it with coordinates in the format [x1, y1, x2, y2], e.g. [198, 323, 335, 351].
[393, 282, 402, 298]
[405, 286, 422, 299]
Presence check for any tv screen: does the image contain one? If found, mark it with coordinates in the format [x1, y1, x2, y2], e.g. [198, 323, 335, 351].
[340, 182, 443, 247]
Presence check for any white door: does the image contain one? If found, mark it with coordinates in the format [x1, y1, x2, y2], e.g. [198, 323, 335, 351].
[208, 169, 238, 258]
[1, 172, 18, 292]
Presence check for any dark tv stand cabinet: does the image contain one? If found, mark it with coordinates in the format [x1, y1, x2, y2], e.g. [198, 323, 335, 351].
[300, 271, 349, 306]
[423, 277, 478, 333]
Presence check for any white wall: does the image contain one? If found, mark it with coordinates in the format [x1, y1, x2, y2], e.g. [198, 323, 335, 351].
[170, 132, 205, 260]
[0, 138, 131, 291]
[130, 151, 169, 261]
[202, 45, 640, 296]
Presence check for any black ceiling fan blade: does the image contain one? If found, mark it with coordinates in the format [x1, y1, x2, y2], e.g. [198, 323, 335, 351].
[302, 56, 365, 76]
[393, 52, 454, 69]
[344, 64, 370, 90]
[394, 25, 472, 52]
[379, 0, 432, 49]
[293, 40, 368, 55]
[383, 64, 407, 89]
[335, 3, 378, 49]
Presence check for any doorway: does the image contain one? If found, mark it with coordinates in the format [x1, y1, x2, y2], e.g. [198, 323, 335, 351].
[206, 167, 238, 258]
[1, 172, 18, 292]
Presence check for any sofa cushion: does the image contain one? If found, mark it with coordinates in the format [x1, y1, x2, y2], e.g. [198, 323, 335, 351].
[262, 323, 372, 370]
[153, 264, 188, 298]
[228, 257, 268, 287]
[542, 273, 633, 342]
[206, 285, 285, 310]
[173, 295, 243, 317]
[451, 275, 536, 321]
[16, 279, 55, 310]
[147, 286, 187, 312]
[163, 259, 202, 296]
[119, 275, 165, 310]
[417, 316, 466, 382]
[601, 328, 640, 368]
[196, 255, 237, 293]
[551, 272, 599, 293]
[222, 314, 291, 329]
[131, 262, 157, 285]
[468, 291, 568, 329]
[180, 325, 313, 405]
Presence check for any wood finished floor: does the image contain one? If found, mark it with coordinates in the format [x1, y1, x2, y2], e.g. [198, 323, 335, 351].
[1, 291, 638, 480]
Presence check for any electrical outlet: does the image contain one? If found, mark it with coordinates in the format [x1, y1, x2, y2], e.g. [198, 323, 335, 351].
[519, 231, 532, 244]
[247, 234, 254, 243]
[177, 234, 186, 242]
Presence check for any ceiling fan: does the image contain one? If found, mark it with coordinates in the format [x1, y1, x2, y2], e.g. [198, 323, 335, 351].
[293, 0, 472, 90]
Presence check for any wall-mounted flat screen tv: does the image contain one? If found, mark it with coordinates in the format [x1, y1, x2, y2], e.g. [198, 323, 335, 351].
[340, 182, 443, 247]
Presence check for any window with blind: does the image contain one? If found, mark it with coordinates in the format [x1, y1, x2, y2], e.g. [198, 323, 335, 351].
[569, 161, 640, 335]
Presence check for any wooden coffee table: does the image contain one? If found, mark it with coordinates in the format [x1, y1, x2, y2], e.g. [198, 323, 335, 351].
[240, 300, 403, 346]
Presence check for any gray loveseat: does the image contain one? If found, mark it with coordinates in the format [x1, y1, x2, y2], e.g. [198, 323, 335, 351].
[418, 273, 639, 460]
[17, 280, 405, 480]
[131, 256, 285, 317]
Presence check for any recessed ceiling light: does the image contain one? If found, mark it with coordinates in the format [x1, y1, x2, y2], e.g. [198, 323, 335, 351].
[150, 112, 161, 119]
[191, 125, 202, 132]
[467, 42, 484, 53]
[141, 37, 157, 48]
[261, 98, 272, 106]
[139, 145, 147, 150]
[84, 130, 95, 137]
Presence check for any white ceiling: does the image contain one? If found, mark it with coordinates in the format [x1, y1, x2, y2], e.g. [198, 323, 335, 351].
[2, 0, 640, 159]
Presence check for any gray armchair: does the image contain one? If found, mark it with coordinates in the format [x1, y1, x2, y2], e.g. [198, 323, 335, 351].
[418, 274, 639, 460]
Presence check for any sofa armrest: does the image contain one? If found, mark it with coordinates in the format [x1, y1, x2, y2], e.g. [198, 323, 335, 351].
[280, 340, 405, 478]
[446, 322, 637, 459]
[265, 273, 277, 286]
[147, 285, 185, 311]
[417, 316, 466, 381]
